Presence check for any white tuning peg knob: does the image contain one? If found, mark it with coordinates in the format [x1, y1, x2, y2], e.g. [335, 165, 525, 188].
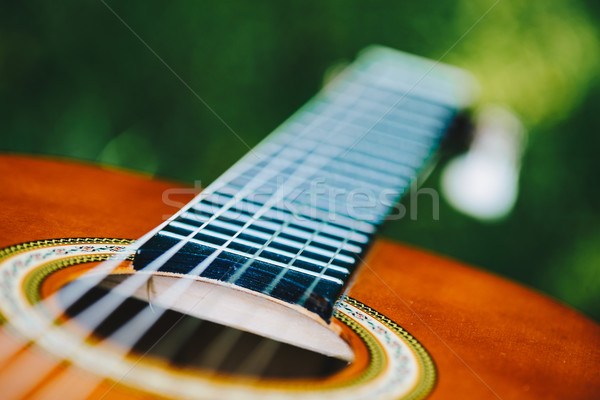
[441, 105, 526, 221]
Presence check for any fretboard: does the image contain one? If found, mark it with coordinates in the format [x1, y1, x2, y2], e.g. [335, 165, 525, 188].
[133, 46, 472, 321]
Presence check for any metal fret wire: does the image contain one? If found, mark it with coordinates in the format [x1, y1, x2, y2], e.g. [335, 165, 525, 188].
[22, 65, 367, 368]
[96, 67, 409, 355]
[8, 54, 458, 384]
[262, 218, 330, 296]
[166, 88, 449, 291]
[162, 99, 442, 265]
[225, 107, 438, 306]
[209, 68, 454, 313]
[298, 229, 355, 307]
[0, 61, 357, 378]
[152, 60, 454, 368]
[72, 72, 379, 370]
[61, 77, 361, 334]
[108, 216, 301, 350]
[0, 220, 178, 364]
[225, 162, 397, 225]
[98, 65, 446, 332]
[6, 114, 311, 346]
[288, 63, 458, 306]
[173, 91, 376, 282]
[106, 208, 311, 375]
[193, 187, 372, 243]
[167, 222, 353, 271]
[130, 78, 401, 369]
[171, 218, 356, 265]
[167, 106, 378, 288]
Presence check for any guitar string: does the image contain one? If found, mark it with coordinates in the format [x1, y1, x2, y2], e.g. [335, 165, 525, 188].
[27, 121, 438, 399]
[8, 52, 446, 354]
[202, 109, 396, 374]
[213, 223, 340, 379]
[0, 66, 369, 389]
[205, 75, 453, 372]
[160, 81, 445, 373]
[61, 101, 374, 394]
[57, 67, 477, 399]
[296, 127, 446, 307]
[90, 201, 319, 400]
[86, 91, 374, 372]
[39, 83, 437, 390]
[20, 220, 300, 400]
[2, 63, 456, 393]
[0, 125, 329, 395]
[83, 74, 409, 385]
[93, 213, 303, 399]
[3, 104, 426, 398]
[62, 72, 365, 335]
[191, 87, 447, 375]
[12, 138, 317, 354]
[107, 134, 378, 382]
[0, 226, 169, 367]
[122, 155, 368, 380]
[100, 123, 391, 378]
[24, 206, 302, 398]
[0, 68, 347, 342]
[299, 228, 355, 307]
[101, 210, 300, 353]
[0, 129, 285, 364]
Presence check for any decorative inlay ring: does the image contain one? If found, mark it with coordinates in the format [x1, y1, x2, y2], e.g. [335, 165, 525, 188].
[0, 238, 435, 400]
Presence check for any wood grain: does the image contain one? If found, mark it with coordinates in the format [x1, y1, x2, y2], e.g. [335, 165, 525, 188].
[0, 154, 598, 399]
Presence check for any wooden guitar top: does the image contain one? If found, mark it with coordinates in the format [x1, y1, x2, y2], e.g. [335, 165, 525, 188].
[0, 154, 598, 399]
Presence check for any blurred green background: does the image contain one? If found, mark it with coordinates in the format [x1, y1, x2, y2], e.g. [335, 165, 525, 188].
[1, 1, 599, 319]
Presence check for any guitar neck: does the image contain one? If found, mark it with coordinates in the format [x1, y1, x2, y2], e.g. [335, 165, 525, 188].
[133, 46, 473, 322]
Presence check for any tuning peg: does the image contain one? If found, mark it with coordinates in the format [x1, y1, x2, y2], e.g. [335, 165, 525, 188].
[441, 105, 526, 221]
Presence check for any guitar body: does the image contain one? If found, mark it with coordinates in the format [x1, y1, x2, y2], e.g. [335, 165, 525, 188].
[0, 154, 598, 400]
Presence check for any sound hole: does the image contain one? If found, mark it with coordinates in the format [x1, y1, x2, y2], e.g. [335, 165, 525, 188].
[58, 281, 348, 379]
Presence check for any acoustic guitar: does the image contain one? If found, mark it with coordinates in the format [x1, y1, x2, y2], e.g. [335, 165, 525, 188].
[0, 46, 598, 400]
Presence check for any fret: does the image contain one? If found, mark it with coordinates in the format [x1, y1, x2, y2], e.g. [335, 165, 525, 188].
[193, 198, 371, 244]
[180, 209, 364, 254]
[181, 208, 370, 255]
[134, 46, 472, 322]
[222, 190, 380, 232]
[325, 83, 455, 117]
[220, 176, 401, 225]
[278, 129, 432, 163]
[306, 99, 447, 133]
[350, 63, 466, 106]
[247, 146, 414, 190]
[330, 61, 459, 104]
[272, 132, 431, 170]
[329, 80, 456, 118]
[268, 139, 420, 179]
[226, 216, 298, 287]
[258, 122, 435, 168]
[306, 139, 429, 174]
[154, 129, 356, 286]
[219, 127, 339, 202]
[298, 228, 355, 307]
[329, 146, 420, 177]
[214, 175, 387, 227]
[169, 220, 356, 266]
[263, 218, 331, 296]
[285, 110, 443, 145]
[281, 118, 439, 155]
[155, 231, 347, 285]
[202, 195, 374, 241]
[230, 152, 407, 189]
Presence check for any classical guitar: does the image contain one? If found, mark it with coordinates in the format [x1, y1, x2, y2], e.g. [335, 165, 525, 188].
[0, 47, 598, 400]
